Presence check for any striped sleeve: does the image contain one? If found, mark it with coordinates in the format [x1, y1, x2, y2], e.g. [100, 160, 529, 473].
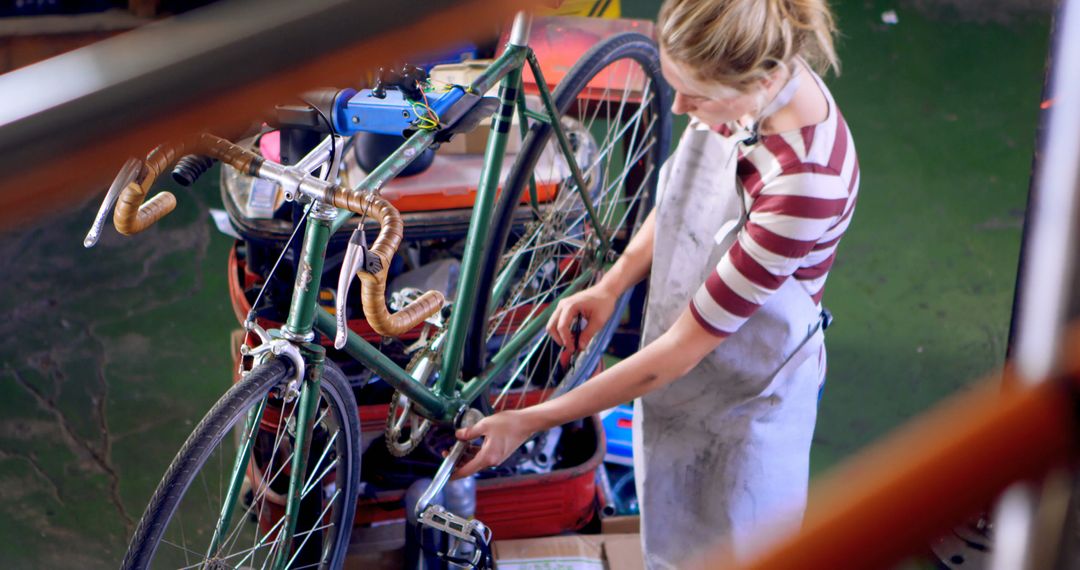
[690, 173, 848, 337]
[689, 117, 857, 337]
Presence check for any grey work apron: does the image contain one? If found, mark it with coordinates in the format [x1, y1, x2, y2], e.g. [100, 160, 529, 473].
[632, 120, 826, 568]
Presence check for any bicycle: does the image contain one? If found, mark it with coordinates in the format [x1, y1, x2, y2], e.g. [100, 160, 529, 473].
[85, 11, 671, 569]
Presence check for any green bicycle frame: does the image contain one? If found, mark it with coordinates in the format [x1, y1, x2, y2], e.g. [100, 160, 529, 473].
[228, 33, 619, 565]
[316, 42, 610, 423]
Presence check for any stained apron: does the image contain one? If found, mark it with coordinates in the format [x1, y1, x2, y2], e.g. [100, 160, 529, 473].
[632, 120, 827, 568]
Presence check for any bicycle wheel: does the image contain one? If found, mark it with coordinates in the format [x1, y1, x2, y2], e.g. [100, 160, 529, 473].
[122, 357, 361, 570]
[469, 32, 672, 410]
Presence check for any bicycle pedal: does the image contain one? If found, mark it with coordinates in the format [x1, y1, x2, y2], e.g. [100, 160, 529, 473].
[418, 504, 491, 544]
[418, 504, 493, 569]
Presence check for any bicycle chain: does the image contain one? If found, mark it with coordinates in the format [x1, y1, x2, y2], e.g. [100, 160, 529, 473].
[384, 344, 439, 457]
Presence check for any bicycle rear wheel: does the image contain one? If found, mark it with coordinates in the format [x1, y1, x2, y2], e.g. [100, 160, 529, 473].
[470, 32, 672, 411]
[121, 357, 361, 570]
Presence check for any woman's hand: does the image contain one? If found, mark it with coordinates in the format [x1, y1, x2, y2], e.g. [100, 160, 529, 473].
[452, 410, 539, 479]
[546, 285, 618, 352]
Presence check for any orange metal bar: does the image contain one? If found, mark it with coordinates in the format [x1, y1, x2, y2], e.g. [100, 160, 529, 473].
[0, 0, 540, 229]
[695, 328, 1080, 569]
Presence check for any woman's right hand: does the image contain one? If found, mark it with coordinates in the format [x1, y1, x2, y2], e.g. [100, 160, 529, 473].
[452, 409, 537, 479]
[546, 284, 618, 352]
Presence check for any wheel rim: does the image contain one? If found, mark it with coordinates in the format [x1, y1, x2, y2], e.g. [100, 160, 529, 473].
[486, 54, 664, 413]
[146, 378, 354, 569]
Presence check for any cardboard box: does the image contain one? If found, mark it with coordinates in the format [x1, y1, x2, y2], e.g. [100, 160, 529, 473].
[429, 61, 528, 156]
[493, 516, 643, 570]
[601, 516, 640, 535]
[437, 120, 523, 156]
[495, 535, 605, 569]
[603, 534, 645, 570]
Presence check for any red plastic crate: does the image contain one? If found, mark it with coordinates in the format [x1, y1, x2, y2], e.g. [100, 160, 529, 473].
[353, 414, 605, 539]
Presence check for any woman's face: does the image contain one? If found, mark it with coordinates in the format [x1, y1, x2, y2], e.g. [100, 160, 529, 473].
[659, 49, 765, 129]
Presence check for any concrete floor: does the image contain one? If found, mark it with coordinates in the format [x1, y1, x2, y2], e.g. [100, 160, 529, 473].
[0, 1, 1051, 567]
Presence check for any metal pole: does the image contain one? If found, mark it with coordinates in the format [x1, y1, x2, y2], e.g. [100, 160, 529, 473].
[508, 11, 533, 47]
[992, 0, 1080, 568]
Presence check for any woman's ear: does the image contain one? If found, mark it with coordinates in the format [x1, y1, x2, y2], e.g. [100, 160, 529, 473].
[759, 62, 789, 90]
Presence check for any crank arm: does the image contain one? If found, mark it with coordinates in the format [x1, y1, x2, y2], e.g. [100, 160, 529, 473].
[84, 157, 140, 248]
[415, 408, 484, 518]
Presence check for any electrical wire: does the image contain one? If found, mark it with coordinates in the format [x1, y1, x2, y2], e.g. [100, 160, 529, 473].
[312, 107, 338, 182]
[412, 80, 441, 131]
[246, 106, 339, 331]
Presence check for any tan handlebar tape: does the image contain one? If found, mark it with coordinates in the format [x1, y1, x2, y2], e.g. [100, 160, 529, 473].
[113, 134, 260, 235]
[328, 185, 445, 337]
[114, 132, 443, 337]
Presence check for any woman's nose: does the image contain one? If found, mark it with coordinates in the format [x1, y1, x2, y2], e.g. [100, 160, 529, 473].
[672, 92, 693, 115]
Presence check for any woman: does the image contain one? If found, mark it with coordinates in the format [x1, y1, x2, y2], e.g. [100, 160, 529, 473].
[454, 0, 858, 565]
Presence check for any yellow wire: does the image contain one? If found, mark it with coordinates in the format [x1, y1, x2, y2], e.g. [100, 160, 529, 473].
[411, 102, 438, 130]
[411, 80, 441, 131]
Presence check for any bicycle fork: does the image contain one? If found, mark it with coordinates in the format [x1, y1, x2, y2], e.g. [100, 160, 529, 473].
[205, 318, 328, 570]
[271, 345, 326, 570]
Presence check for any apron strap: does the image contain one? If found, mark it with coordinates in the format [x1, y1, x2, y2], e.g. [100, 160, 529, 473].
[763, 307, 832, 384]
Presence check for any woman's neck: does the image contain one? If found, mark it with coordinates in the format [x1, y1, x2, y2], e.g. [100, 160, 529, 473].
[758, 59, 829, 136]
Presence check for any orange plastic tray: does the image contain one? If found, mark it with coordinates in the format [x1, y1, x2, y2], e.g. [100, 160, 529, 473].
[501, 15, 656, 103]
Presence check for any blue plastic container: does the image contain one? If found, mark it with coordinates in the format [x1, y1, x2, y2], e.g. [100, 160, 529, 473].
[600, 403, 633, 466]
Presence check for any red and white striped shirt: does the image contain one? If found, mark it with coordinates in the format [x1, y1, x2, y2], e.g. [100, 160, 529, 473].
[690, 78, 859, 338]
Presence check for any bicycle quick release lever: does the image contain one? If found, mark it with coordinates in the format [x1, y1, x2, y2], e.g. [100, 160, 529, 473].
[334, 227, 384, 348]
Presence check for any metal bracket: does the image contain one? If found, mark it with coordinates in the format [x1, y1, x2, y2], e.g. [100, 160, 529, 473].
[240, 320, 305, 402]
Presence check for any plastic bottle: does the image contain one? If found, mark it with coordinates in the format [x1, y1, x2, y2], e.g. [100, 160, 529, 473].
[444, 476, 478, 563]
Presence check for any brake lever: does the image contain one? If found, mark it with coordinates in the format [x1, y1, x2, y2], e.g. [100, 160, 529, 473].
[334, 229, 365, 349]
[84, 157, 141, 248]
[333, 227, 383, 349]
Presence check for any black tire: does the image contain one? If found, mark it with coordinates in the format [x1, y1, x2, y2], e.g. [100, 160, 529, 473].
[121, 357, 361, 569]
[466, 32, 672, 408]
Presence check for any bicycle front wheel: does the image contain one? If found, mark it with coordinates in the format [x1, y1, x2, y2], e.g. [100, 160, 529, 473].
[471, 32, 672, 410]
[122, 357, 361, 570]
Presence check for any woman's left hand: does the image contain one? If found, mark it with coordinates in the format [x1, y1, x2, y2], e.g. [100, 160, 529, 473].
[452, 410, 539, 479]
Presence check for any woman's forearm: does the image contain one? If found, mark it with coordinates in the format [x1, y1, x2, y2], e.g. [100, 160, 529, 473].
[521, 309, 723, 431]
[597, 210, 656, 295]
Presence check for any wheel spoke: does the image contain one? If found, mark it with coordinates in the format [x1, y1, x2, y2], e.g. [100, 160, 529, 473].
[130, 361, 356, 570]
[483, 46, 665, 436]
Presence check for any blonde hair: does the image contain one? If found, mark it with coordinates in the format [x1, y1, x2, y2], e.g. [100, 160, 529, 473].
[658, 0, 840, 91]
